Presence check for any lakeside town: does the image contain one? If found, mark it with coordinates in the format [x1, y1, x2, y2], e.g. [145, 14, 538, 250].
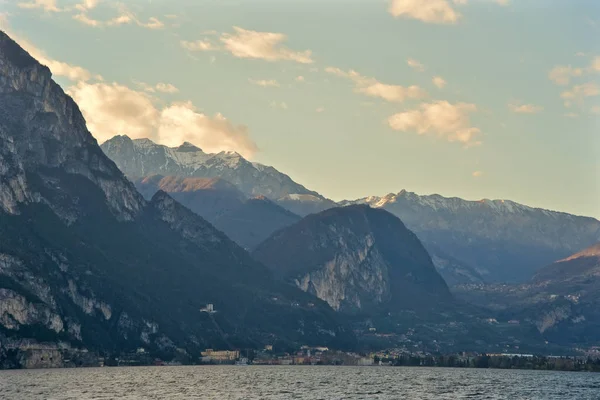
[21, 344, 594, 373]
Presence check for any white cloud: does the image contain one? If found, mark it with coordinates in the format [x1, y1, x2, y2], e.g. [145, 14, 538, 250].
[295, 75, 305, 82]
[270, 101, 288, 110]
[69, 3, 162, 29]
[432, 76, 446, 89]
[407, 58, 425, 72]
[220, 27, 313, 64]
[158, 102, 256, 155]
[590, 56, 600, 72]
[388, 0, 465, 24]
[387, 101, 481, 146]
[508, 102, 543, 114]
[18, 0, 60, 12]
[325, 67, 427, 103]
[135, 81, 179, 93]
[548, 65, 584, 86]
[73, 13, 101, 26]
[563, 112, 579, 118]
[316, 107, 325, 113]
[591, 105, 600, 115]
[106, 14, 132, 26]
[75, 0, 99, 11]
[137, 17, 163, 30]
[180, 40, 216, 51]
[495, 0, 509, 5]
[472, 171, 484, 177]
[67, 82, 257, 157]
[561, 82, 600, 107]
[249, 79, 280, 87]
[155, 83, 178, 93]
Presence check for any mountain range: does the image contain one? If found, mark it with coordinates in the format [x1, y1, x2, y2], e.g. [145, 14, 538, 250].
[101, 136, 336, 217]
[1, 28, 599, 368]
[103, 136, 600, 284]
[0, 31, 352, 368]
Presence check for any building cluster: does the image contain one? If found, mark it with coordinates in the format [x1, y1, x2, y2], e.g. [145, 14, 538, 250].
[200, 349, 240, 363]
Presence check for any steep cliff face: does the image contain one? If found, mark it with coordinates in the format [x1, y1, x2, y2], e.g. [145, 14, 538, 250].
[342, 191, 600, 283]
[0, 35, 143, 222]
[253, 205, 451, 313]
[0, 31, 352, 366]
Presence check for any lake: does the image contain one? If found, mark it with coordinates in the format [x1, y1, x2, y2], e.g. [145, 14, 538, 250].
[1, 366, 599, 399]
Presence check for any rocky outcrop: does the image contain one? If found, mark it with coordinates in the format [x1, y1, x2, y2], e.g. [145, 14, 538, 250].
[253, 205, 451, 313]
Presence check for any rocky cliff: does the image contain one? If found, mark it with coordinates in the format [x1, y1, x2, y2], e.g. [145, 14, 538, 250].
[253, 205, 451, 313]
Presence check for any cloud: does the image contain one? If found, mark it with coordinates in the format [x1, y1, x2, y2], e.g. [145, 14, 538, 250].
[561, 82, 600, 107]
[220, 27, 313, 64]
[316, 107, 325, 113]
[325, 67, 427, 103]
[73, 13, 102, 26]
[548, 65, 584, 86]
[106, 14, 132, 26]
[591, 105, 600, 115]
[135, 81, 179, 93]
[249, 79, 280, 87]
[496, 0, 509, 5]
[158, 102, 256, 155]
[67, 82, 257, 157]
[75, 0, 99, 11]
[69, 3, 163, 29]
[18, 0, 60, 12]
[591, 56, 600, 72]
[407, 58, 425, 72]
[508, 102, 543, 114]
[388, 0, 465, 24]
[432, 76, 446, 89]
[472, 171, 484, 177]
[563, 112, 579, 118]
[387, 101, 481, 147]
[137, 17, 163, 30]
[270, 101, 288, 110]
[295, 75, 305, 82]
[180, 40, 216, 51]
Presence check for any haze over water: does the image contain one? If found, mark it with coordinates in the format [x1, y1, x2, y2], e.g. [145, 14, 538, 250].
[1, 366, 599, 399]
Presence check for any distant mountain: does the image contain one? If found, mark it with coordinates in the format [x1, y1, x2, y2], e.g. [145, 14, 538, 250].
[533, 243, 600, 284]
[133, 175, 301, 250]
[0, 31, 352, 368]
[101, 135, 334, 215]
[134, 175, 247, 221]
[212, 196, 301, 250]
[454, 242, 600, 348]
[341, 191, 600, 283]
[277, 193, 337, 217]
[253, 205, 451, 313]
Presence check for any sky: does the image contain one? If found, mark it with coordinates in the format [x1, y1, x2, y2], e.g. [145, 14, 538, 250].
[1, 0, 599, 218]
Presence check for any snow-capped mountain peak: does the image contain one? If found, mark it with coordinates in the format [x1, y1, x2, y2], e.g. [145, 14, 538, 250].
[101, 135, 328, 204]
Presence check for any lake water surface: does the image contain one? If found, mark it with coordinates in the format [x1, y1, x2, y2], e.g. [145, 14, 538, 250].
[1, 365, 599, 399]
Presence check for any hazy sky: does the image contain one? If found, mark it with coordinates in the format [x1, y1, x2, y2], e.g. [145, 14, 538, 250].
[2, 0, 599, 217]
